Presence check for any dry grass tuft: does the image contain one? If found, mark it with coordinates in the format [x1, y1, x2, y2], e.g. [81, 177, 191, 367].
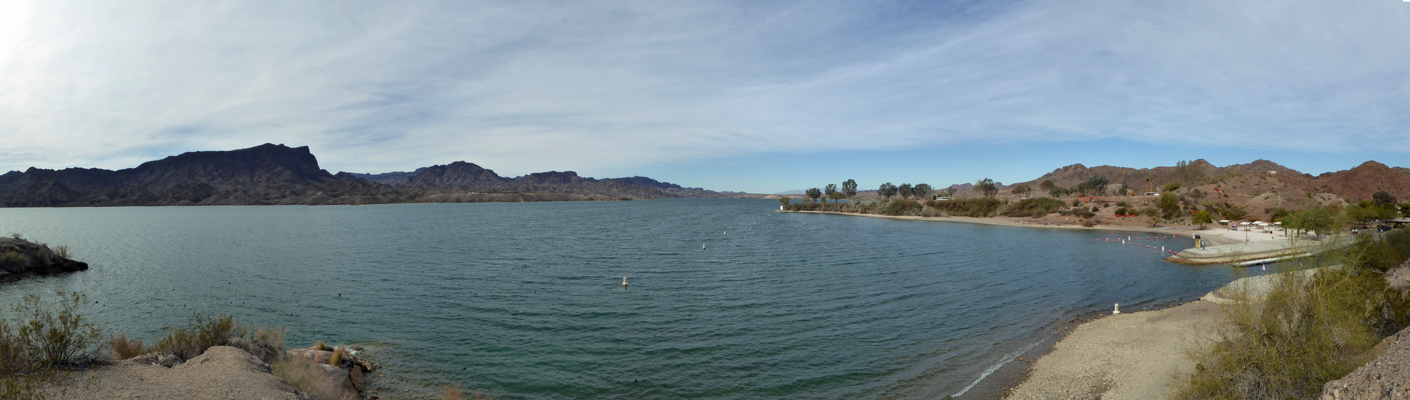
[108, 333, 146, 360]
[238, 321, 287, 352]
[313, 341, 331, 351]
[53, 245, 70, 259]
[442, 385, 464, 400]
[272, 356, 354, 400]
[442, 384, 493, 400]
[329, 346, 345, 366]
[152, 313, 236, 360]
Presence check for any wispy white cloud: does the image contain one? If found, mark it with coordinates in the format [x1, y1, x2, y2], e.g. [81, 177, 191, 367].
[1, 0, 1406, 180]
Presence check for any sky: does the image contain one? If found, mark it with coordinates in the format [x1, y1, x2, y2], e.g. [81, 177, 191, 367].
[2, 0, 1408, 194]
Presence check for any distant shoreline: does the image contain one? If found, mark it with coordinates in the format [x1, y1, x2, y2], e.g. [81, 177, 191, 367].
[775, 210, 1227, 245]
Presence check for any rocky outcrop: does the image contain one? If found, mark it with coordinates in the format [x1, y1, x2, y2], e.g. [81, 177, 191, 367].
[1321, 326, 1410, 399]
[287, 345, 378, 396]
[0, 237, 88, 281]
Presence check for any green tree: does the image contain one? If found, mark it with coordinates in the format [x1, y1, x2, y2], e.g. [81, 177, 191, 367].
[912, 183, 932, 200]
[1163, 181, 1181, 193]
[1192, 210, 1213, 228]
[842, 179, 858, 201]
[1287, 208, 1335, 236]
[941, 187, 957, 198]
[1039, 180, 1056, 191]
[805, 188, 822, 202]
[1049, 188, 1064, 198]
[878, 183, 898, 200]
[897, 183, 914, 199]
[1011, 183, 1031, 198]
[1158, 192, 1181, 219]
[976, 178, 997, 198]
[1176, 160, 1203, 185]
[1076, 182, 1095, 197]
[778, 196, 790, 205]
[824, 184, 838, 203]
[1086, 176, 1109, 195]
[1373, 191, 1397, 207]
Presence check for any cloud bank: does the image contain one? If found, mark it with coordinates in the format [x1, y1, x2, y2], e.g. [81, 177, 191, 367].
[2, 0, 1407, 181]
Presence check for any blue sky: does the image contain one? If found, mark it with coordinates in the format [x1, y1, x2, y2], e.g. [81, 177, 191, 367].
[2, 0, 1407, 194]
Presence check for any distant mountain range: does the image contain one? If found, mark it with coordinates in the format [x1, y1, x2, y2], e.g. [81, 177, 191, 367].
[1006, 159, 1410, 203]
[0, 144, 747, 207]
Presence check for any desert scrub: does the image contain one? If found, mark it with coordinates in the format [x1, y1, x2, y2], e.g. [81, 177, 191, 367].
[1001, 198, 1064, 218]
[108, 333, 147, 360]
[152, 313, 237, 360]
[239, 321, 287, 352]
[1, 250, 27, 267]
[0, 292, 102, 400]
[1175, 234, 1410, 399]
[272, 356, 356, 400]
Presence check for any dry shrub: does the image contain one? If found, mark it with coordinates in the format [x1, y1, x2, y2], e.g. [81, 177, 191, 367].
[53, 245, 70, 259]
[442, 385, 492, 400]
[238, 321, 287, 352]
[152, 313, 236, 360]
[12, 292, 104, 368]
[442, 385, 464, 400]
[272, 356, 354, 400]
[108, 333, 146, 360]
[0, 293, 97, 400]
[1, 251, 27, 267]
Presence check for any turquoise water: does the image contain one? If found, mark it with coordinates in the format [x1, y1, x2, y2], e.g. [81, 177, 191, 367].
[0, 199, 1245, 399]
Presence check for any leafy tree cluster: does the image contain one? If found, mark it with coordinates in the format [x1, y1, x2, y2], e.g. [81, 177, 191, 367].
[975, 178, 997, 198]
[878, 182, 934, 200]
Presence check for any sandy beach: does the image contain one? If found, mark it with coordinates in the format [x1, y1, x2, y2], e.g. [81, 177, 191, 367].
[1003, 300, 1224, 399]
[777, 210, 1307, 248]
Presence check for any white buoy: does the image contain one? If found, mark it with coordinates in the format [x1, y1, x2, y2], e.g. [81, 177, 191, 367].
[724, 231, 727, 235]
[623, 277, 628, 286]
[702, 244, 706, 250]
[1113, 303, 1121, 314]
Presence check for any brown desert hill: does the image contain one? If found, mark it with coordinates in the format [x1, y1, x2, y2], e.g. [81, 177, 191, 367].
[940, 159, 1403, 221]
[1012, 159, 1302, 195]
[1273, 161, 1410, 203]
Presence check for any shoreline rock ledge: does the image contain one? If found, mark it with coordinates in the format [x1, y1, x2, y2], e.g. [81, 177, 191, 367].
[0, 237, 88, 281]
[288, 344, 380, 397]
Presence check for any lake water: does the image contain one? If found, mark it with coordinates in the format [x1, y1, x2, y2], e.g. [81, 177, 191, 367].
[0, 199, 1249, 399]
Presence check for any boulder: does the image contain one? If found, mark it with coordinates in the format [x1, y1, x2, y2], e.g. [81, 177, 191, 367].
[227, 338, 280, 365]
[287, 344, 377, 396]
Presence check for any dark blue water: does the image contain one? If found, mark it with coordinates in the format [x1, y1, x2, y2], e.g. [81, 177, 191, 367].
[0, 199, 1244, 399]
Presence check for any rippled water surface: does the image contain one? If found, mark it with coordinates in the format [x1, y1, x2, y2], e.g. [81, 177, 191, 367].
[0, 199, 1246, 399]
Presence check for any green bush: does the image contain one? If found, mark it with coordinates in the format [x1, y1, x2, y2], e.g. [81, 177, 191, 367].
[1176, 235, 1410, 399]
[1001, 198, 1064, 218]
[925, 198, 1001, 217]
[884, 200, 922, 216]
